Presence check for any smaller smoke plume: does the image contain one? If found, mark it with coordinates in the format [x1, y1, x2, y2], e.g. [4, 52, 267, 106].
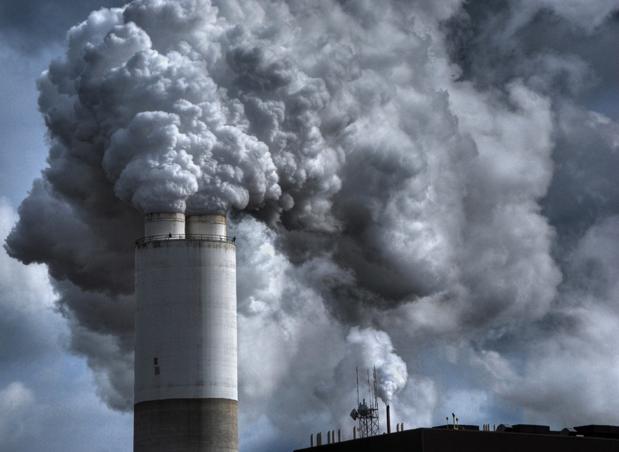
[346, 327, 408, 403]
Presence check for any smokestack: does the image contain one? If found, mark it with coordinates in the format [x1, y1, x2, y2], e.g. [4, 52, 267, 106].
[186, 213, 227, 237]
[386, 405, 391, 434]
[143, 212, 185, 237]
[134, 212, 238, 451]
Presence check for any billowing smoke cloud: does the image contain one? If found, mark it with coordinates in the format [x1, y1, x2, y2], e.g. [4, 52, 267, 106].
[35, 1, 341, 217]
[4, 0, 619, 450]
[346, 328, 407, 403]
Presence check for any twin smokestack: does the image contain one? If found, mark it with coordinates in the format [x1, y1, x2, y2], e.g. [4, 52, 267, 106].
[134, 212, 238, 452]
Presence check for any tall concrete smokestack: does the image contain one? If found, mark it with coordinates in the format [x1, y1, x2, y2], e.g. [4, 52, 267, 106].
[134, 212, 238, 452]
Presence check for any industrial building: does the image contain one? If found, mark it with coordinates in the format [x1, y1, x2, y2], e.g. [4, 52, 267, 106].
[133, 212, 238, 452]
[295, 424, 619, 452]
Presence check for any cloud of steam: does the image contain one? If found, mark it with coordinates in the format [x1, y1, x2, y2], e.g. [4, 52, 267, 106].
[4, 0, 619, 450]
[346, 327, 407, 403]
[35, 1, 343, 216]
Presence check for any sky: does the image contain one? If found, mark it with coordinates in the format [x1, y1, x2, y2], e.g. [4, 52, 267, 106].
[0, 1, 618, 451]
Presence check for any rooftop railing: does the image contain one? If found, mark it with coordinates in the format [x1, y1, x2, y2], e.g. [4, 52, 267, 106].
[135, 233, 236, 246]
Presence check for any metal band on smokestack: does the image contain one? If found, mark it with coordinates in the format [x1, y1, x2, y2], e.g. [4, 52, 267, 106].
[134, 212, 238, 452]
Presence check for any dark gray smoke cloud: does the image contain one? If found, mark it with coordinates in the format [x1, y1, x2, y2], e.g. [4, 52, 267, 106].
[435, 0, 619, 427]
[5, 0, 619, 450]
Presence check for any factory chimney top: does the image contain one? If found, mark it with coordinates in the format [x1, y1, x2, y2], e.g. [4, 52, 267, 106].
[138, 212, 233, 246]
[143, 212, 185, 237]
[187, 213, 227, 237]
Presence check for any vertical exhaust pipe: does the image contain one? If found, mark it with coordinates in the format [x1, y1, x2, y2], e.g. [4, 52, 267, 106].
[134, 212, 238, 451]
[386, 404, 391, 434]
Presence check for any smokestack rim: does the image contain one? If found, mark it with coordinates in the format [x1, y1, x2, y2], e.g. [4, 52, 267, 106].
[142, 212, 186, 241]
[144, 212, 186, 222]
[186, 213, 228, 238]
[186, 213, 227, 225]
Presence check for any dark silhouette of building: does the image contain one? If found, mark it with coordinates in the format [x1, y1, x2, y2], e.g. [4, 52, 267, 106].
[295, 424, 619, 452]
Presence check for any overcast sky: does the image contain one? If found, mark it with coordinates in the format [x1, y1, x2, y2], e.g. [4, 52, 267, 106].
[0, 2, 132, 450]
[1, 1, 618, 452]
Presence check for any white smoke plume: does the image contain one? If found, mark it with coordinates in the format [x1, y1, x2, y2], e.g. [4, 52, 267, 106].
[4, 0, 619, 450]
[37, 1, 339, 218]
[346, 327, 407, 403]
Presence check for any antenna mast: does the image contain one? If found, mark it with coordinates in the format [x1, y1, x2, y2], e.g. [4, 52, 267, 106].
[349, 366, 380, 438]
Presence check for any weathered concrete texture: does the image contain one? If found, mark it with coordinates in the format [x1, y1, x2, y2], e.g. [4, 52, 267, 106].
[134, 239, 237, 403]
[134, 398, 238, 452]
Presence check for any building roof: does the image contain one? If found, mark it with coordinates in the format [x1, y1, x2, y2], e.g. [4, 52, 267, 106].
[294, 426, 619, 452]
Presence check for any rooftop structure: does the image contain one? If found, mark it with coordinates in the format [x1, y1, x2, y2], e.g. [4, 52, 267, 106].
[295, 424, 619, 452]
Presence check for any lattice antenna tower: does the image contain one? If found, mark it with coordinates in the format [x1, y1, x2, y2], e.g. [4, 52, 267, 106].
[349, 366, 380, 438]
